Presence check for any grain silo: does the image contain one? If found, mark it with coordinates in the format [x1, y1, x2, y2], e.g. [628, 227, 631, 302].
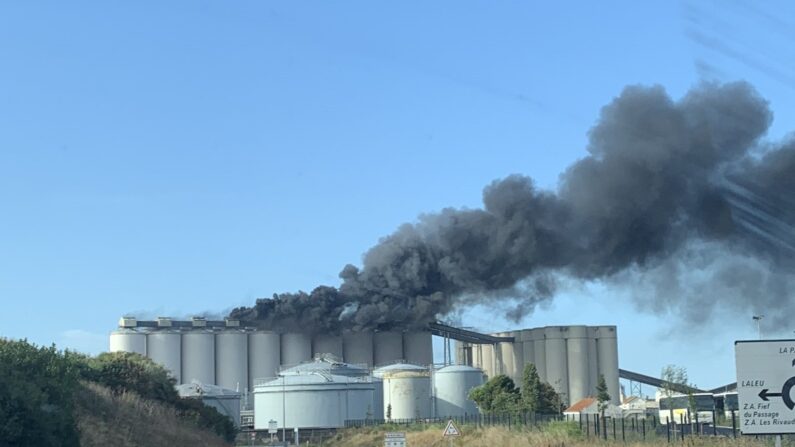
[531, 328, 547, 381]
[182, 329, 216, 385]
[215, 330, 249, 392]
[595, 326, 620, 404]
[402, 331, 433, 366]
[342, 330, 374, 367]
[280, 332, 311, 367]
[248, 330, 280, 390]
[312, 334, 343, 359]
[146, 330, 182, 382]
[373, 331, 403, 366]
[434, 365, 484, 417]
[566, 325, 590, 405]
[109, 328, 146, 356]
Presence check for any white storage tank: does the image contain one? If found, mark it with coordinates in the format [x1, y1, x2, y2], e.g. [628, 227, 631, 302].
[566, 326, 590, 405]
[544, 326, 569, 402]
[281, 358, 369, 377]
[531, 328, 547, 381]
[216, 330, 249, 392]
[402, 331, 433, 366]
[281, 332, 312, 367]
[248, 331, 280, 390]
[146, 330, 181, 382]
[312, 334, 343, 359]
[181, 330, 216, 385]
[595, 326, 620, 404]
[253, 373, 375, 429]
[373, 331, 404, 366]
[109, 329, 146, 355]
[434, 365, 484, 417]
[379, 364, 432, 420]
[343, 330, 374, 367]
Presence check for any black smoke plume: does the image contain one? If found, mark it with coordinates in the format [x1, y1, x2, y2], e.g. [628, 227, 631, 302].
[230, 82, 795, 333]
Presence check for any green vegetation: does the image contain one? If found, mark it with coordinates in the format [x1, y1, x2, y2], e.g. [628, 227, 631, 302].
[596, 373, 611, 416]
[468, 363, 561, 414]
[0, 338, 235, 446]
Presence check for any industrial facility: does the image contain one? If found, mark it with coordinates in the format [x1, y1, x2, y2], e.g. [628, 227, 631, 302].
[109, 317, 621, 430]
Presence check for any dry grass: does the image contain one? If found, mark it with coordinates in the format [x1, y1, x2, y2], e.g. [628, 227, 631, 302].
[75, 381, 231, 447]
[322, 424, 771, 447]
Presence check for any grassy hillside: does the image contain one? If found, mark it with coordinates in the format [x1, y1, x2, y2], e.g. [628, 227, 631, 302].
[322, 424, 770, 447]
[75, 382, 229, 447]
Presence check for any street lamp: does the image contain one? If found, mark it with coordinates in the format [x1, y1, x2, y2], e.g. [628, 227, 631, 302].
[752, 315, 764, 340]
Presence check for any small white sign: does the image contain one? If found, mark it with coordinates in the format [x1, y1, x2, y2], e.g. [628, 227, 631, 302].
[735, 340, 795, 435]
[384, 431, 406, 447]
[268, 419, 278, 434]
[443, 420, 461, 437]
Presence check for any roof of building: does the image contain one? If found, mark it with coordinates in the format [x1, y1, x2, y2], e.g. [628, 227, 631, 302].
[564, 397, 596, 413]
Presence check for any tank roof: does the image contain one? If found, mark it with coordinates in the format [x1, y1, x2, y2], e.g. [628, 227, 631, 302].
[280, 358, 369, 377]
[436, 365, 483, 373]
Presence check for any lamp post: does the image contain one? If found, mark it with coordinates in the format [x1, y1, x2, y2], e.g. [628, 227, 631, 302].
[752, 315, 764, 340]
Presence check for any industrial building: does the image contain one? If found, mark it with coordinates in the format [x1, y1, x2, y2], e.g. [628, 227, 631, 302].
[109, 317, 621, 429]
[455, 325, 620, 406]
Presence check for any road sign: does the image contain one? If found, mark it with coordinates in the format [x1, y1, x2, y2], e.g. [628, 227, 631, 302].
[268, 419, 278, 434]
[443, 420, 461, 437]
[384, 431, 406, 447]
[735, 340, 795, 434]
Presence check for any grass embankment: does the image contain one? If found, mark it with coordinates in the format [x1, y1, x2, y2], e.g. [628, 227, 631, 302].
[322, 423, 770, 447]
[75, 382, 230, 447]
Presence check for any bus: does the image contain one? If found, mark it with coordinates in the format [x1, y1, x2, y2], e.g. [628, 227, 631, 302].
[658, 393, 714, 424]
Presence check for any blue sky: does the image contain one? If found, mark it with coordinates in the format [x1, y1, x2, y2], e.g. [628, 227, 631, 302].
[2, 1, 794, 390]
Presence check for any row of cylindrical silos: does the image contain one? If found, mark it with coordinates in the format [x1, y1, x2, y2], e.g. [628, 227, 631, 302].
[109, 328, 434, 392]
[460, 325, 619, 406]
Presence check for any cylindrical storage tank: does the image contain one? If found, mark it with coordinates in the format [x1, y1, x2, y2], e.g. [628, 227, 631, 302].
[566, 326, 590, 405]
[544, 326, 568, 402]
[253, 374, 375, 429]
[248, 331, 280, 391]
[532, 328, 547, 382]
[434, 365, 484, 417]
[503, 331, 524, 384]
[280, 332, 312, 367]
[146, 330, 181, 383]
[403, 331, 433, 366]
[373, 331, 403, 366]
[521, 330, 535, 376]
[215, 331, 248, 392]
[109, 329, 147, 355]
[587, 327, 599, 396]
[312, 334, 343, 359]
[382, 369, 432, 420]
[372, 376, 384, 419]
[181, 330, 216, 385]
[343, 330, 374, 367]
[480, 343, 494, 378]
[596, 326, 620, 404]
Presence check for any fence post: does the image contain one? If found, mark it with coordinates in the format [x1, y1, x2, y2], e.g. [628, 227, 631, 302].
[642, 418, 646, 440]
[666, 417, 670, 443]
[680, 413, 685, 442]
[731, 410, 736, 438]
[621, 417, 625, 442]
[613, 417, 616, 440]
[585, 414, 590, 437]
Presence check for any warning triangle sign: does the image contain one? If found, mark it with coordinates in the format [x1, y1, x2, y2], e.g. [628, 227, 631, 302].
[443, 420, 461, 437]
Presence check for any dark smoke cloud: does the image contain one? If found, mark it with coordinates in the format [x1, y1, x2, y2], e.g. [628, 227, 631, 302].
[231, 82, 795, 333]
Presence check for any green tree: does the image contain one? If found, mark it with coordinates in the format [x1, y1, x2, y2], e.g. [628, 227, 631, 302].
[538, 382, 562, 414]
[468, 374, 520, 413]
[521, 363, 542, 412]
[660, 365, 688, 424]
[596, 374, 611, 417]
[386, 403, 392, 421]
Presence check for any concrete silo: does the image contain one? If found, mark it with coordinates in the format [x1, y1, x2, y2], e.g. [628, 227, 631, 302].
[373, 331, 403, 366]
[403, 331, 433, 366]
[480, 343, 494, 378]
[342, 330, 374, 367]
[109, 329, 146, 356]
[181, 330, 216, 385]
[587, 327, 599, 396]
[280, 332, 312, 367]
[531, 328, 547, 382]
[380, 364, 432, 420]
[248, 331, 280, 389]
[215, 330, 249, 392]
[520, 330, 534, 376]
[146, 330, 181, 382]
[312, 334, 343, 359]
[504, 331, 524, 384]
[595, 326, 620, 404]
[544, 326, 569, 402]
[434, 365, 484, 417]
[566, 326, 590, 405]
